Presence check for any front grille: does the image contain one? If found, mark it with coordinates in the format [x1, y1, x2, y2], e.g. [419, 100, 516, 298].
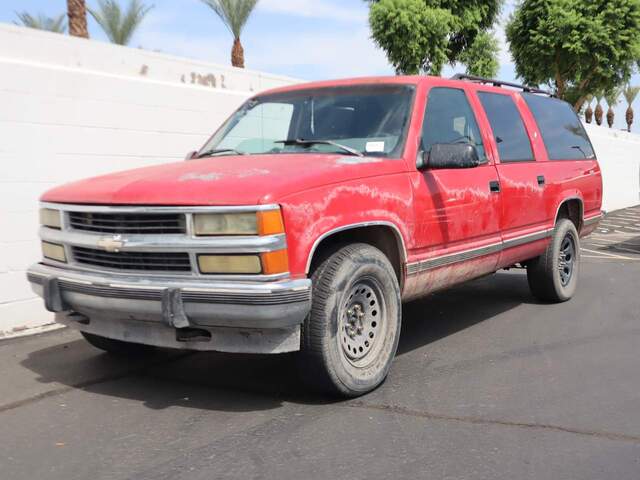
[72, 247, 191, 272]
[68, 212, 186, 235]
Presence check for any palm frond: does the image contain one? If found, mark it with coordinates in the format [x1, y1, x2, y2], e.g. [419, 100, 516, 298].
[201, 0, 259, 38]
[14, 12, 67, 33]
[89, 0, 153, 45]
[623, 85, 640, 105]
[604, 87, 622, 107]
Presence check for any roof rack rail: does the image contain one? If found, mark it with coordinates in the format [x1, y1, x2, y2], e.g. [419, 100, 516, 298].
[450, 73, 554, 96]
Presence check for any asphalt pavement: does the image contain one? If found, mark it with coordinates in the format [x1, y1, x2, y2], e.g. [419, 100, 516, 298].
[1, 206, 639, 480]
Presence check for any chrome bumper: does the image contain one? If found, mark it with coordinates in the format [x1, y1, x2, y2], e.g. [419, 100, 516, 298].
[26, 263, 311, 353]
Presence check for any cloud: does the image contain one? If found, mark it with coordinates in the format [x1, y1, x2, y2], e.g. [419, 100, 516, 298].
[244, 28, 392, 78]
[258, 0, 367, 23]
[132, 0, 391, 80]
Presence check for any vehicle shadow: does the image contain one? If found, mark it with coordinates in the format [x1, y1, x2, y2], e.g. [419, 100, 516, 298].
[20, 271, 537, 412]
[598, 235, 640, 255]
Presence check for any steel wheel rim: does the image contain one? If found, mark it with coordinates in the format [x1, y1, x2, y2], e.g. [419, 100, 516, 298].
[558, 234, 576, 286]
[338, 277, 387, 368]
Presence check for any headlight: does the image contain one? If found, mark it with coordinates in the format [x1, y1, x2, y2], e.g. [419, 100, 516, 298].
[40, 208, 62, 229]
[42, 241, 66, 262]
[193, 209, 284, 236]
[198, 254, 262, 274]
[193, 212, 257, 236]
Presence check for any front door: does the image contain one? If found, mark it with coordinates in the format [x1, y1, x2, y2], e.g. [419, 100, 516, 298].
[406, 86, 502, 297]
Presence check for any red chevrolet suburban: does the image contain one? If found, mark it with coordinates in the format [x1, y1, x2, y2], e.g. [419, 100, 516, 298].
[28, 75, 602, 396]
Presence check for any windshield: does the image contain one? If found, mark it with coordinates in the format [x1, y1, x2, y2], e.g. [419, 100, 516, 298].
[200, 84, 415, 158]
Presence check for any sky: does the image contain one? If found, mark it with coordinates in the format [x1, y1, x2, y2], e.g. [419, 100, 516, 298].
[1, 0, 637, 131]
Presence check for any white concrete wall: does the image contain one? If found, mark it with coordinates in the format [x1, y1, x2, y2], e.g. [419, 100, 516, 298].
[0, 24, 298, 337]
[584, 124, 640, 212]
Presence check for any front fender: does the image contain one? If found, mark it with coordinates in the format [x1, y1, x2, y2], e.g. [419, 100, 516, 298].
[278, 173, 414, 277]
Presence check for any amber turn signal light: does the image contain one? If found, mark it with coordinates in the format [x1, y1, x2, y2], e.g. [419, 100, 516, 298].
[260, 249, 289, 275]
[257, 209, 285, 236]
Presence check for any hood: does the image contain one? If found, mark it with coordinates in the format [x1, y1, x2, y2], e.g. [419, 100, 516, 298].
[41, 154, 406, 206]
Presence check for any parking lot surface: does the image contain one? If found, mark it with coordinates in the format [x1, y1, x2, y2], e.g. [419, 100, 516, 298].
[1, 206, 640, 480]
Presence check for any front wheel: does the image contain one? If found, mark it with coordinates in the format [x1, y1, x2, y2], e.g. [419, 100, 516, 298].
[298, 243, 401, 397]
[527, 218, 580, 302]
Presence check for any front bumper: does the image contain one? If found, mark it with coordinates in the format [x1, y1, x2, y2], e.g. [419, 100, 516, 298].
[27, 263, 311, 353]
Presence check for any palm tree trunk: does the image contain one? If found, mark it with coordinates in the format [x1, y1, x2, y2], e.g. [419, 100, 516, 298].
[67, 0, 89, 38]
[595, 104, 603, 126]
[231, 37, 245, 68]
[585, 106, 593, 124]
[626, 106, 634, 132]
[607, 107, 615, 128]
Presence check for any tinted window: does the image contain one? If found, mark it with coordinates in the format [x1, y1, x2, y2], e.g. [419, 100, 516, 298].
[523, 94, 595, 160]
[422, 88, 486, 161]
[478, 92, 534, 163]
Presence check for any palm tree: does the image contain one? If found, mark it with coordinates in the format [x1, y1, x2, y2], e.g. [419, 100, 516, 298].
[623, 85, 640, 132]
[201, 0, 260, 68]
[605, 88, 622, 129]
[584, 94, 594, 124]
[67, 0, 89, 38]
[14, 12, 67, 33]
[89, 0, 153, 46]
[594, 94, 604, 126]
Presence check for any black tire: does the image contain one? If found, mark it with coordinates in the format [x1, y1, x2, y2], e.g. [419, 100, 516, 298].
[527, 218, 580, 302]
[81, 332, 155, 356]
[298, 243, 401, 397]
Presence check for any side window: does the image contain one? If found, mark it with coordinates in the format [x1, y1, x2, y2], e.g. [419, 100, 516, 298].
[422, 88, 486, 161]
[522, 94, 595, 160]
[478, 92, 534, 163]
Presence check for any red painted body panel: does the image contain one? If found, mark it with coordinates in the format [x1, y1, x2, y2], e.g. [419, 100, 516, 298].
[41, 75, 603, 299]
[280, 172, 414, 278]
[41, 154, 407, 206]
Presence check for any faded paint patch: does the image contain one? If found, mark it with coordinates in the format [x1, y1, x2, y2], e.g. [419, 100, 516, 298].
[179, 172, 222, 182]
[237, 168, 271, 178]
[335, 156, 382, 165]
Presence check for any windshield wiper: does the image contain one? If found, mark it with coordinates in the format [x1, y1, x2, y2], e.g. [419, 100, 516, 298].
[197, 148, 247, 158]
[275, 139, 364, 157]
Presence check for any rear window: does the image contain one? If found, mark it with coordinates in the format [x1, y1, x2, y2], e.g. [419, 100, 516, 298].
[522, 94, 595, 160]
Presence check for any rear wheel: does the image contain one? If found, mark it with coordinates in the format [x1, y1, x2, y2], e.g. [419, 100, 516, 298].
[298, 243, 401, 397]
[527, 218, 580, 302]
[81, 332, 155, 356]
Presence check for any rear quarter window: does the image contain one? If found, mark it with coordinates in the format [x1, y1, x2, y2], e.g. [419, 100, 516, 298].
[522, 94, 595, 161]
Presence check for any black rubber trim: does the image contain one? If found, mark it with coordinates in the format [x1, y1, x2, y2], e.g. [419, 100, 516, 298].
[406, 229, 553, 275]
[407, 243, 502, 275]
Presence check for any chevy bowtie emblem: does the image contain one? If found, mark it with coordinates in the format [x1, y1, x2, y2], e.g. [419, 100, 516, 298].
[97, 235, 125, 252]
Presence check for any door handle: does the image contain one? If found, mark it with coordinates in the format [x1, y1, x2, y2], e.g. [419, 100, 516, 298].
[489, 180, 500, 193]
[537, 175, 545, 186]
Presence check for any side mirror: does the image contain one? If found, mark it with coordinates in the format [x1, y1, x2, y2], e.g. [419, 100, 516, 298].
[185, 151, 198, 161]
[418, 143, 481, 170]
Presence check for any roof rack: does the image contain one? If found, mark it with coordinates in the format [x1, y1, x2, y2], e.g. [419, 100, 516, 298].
[450, 73, 554, 96]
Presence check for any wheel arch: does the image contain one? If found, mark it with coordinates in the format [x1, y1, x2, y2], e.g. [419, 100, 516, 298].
[554, 196, 584, 232]
[305, 222, 407, 287]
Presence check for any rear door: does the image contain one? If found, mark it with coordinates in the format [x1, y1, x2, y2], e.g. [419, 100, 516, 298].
[474, 90, 550, 267]
[520, 94, 602, 224]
